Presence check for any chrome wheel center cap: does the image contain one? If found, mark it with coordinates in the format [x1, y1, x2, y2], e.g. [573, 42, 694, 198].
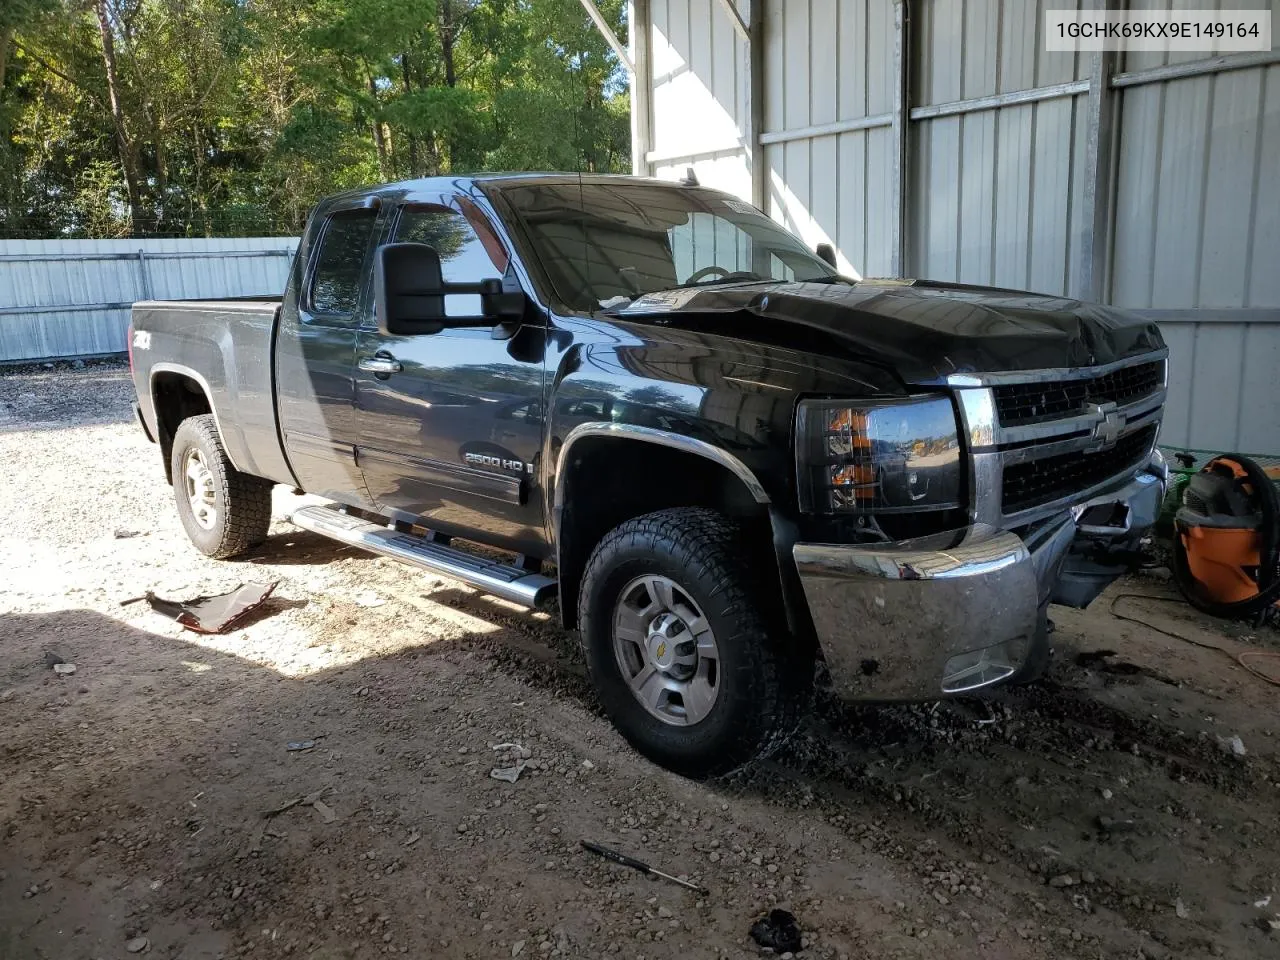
[647, 612, 687, 670]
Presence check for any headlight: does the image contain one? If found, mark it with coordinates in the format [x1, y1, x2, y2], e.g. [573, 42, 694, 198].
[796, 396, 962, 515]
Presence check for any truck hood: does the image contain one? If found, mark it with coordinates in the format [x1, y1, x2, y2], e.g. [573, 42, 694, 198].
[611, 279, 1166, 385]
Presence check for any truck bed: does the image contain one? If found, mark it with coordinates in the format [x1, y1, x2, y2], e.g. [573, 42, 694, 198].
[130, 297, 293, 485]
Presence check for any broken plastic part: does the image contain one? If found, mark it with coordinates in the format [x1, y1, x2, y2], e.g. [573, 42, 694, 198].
[143, 581, 278, 634]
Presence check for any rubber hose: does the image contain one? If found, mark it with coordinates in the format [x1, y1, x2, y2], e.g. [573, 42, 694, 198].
[1172, 454, 1280, 619]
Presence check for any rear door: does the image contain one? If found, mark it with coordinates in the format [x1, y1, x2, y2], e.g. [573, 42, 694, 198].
[276, 198, 384, 503]
[352, 193, 548, 556]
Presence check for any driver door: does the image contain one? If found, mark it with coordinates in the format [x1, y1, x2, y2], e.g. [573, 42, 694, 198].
[351, 194, 548, 556]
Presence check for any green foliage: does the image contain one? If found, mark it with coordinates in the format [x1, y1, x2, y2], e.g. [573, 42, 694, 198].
[0, 0, 631, 238]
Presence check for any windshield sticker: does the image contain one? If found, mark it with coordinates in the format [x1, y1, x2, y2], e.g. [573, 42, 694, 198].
[722, 199, 764, 217]
[622, 288, 703, 312]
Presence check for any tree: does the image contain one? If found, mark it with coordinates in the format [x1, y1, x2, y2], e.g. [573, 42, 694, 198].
[0, 0, 632, 239]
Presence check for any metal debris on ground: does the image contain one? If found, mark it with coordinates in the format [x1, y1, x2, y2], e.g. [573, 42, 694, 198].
[52, 663, 77, 675]
[123, 581, 279, 634]
[262, 788, 328, 819]
[125, 935, 150, 953]
[579, 840, 705, 893]
[490, 742, 531, 782]
[286, 738, 322, 752]
[749, 908, 803, 953]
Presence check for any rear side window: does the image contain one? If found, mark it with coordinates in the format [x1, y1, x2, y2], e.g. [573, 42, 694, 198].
[310, 210, 377, 315]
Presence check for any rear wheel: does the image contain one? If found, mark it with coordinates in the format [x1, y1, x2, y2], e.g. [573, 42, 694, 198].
[579, 508, 810, 778]
[171, 414, 273, 558]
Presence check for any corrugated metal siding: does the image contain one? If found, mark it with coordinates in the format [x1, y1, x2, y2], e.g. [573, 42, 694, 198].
[640, 0, 1280, 455]
[761, 0, 895, 277]
[1109, 0, 1280, 451]
[0, 237, 297, 362]
[909, 0, 1087, 294]
[649, 0, 751, 196]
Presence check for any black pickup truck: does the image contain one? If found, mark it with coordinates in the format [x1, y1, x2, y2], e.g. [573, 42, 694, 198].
[130, 174, 1169, 777]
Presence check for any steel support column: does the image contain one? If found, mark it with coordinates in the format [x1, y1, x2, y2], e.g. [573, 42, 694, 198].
[890, 1, 910, 277]
[628, 0, 652, 176]
[748, 0, 766, 211]
[1076, 46, 1118, 302]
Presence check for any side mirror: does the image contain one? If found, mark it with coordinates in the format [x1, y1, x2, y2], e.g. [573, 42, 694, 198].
[815, 242, 838, 269]
[375, 242, 447, 336]
[374, 242, 529, 337]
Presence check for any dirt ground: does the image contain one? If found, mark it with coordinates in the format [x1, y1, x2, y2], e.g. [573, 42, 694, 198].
[3, 360, 1280, 960]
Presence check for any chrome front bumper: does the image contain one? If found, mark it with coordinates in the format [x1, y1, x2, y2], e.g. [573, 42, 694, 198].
[793, 462, 1165, 701]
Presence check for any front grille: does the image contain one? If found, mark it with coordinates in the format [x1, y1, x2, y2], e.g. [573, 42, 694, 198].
[993, 361, 1163, 426]
[1001, 425, 1158, 514]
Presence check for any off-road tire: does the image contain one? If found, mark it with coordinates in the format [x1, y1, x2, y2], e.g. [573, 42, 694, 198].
[579, 508, 811, 778]
[171, 414, 273, 559]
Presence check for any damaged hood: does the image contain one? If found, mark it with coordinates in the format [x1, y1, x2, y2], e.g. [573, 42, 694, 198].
[611, 279, 1166, 385]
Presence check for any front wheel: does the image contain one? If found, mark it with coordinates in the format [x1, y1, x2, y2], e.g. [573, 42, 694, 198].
[170, 414, 273, 558]
[579, 508, 810, 778]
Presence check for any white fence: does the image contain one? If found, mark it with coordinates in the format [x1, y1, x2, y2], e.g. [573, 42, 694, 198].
[0, 237, 298, 362]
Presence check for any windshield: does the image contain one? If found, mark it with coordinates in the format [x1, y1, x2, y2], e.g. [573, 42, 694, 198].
[491, 180, 838, 309]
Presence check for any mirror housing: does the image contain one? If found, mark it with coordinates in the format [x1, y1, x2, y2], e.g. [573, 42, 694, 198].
[374, 242, 527, 336]
[815, 242, 838, 269]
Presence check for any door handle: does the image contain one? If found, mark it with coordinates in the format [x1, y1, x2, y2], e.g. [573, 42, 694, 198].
[358, 355, 403, 376]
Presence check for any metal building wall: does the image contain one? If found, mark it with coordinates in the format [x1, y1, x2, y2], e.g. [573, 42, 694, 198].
[1109, 0, 1280, 453]
[910, 0, 1089, 296]
[761, 0, 897, 278]
[0, 237, 297, 362]
[648, 0, 752, 195]
[631, 0, 1280, 454]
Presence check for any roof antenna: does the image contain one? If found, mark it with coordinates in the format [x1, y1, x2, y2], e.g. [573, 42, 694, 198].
[680, 166, 698, 186]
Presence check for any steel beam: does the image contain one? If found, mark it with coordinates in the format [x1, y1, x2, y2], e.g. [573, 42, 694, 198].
[579, 0, 635, 75]
[1075, 47, 1117, 302]
[759, 113, 893, 146]
[748, 0, 766, 210]
[1111, 49, 1280, 89]
[628, 0, 652, 174]
[890, 0, 909, 277]
[0, 249, 292, 263]
[1134, 308, 1280, 325]
[0, 301, 134, 317]
[715, 0, 749, 41]
[908, 79, 1090, 121]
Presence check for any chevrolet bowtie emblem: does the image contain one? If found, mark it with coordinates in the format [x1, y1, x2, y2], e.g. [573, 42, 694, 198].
[1086, 401, 1125, 448]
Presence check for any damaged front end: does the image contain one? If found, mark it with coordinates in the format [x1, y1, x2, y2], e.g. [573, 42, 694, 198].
[788, 353, 1169, 702]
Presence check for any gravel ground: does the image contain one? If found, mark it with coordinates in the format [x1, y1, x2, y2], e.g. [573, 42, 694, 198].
[2, 360, 1280, 960]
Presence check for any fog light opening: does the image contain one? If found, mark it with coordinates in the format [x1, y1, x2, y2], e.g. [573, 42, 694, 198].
[941, 640, 1021, 694]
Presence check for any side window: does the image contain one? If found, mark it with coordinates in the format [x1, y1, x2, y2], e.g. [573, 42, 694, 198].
[394, 206, 505, 283]
[309, 209, 377, 316]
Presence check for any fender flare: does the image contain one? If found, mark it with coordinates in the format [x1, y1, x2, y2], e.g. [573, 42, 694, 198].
[148, 362, 242, 473]
[551, 421, 771, 550]
[551, 422, 817, 641]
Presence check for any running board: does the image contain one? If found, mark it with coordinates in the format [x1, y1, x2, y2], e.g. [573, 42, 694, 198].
[290, 505, 557, 608]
